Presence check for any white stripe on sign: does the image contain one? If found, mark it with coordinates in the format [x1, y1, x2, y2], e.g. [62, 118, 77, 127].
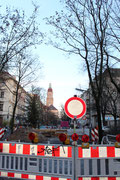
[115, 148, 120, 157]
[83, 148, 91, 158]
[94, 128, 98, 133]
[1, 172, 7, 177]
[14, 173, 22, 178]
[59, 178, 69, 180]
[99, 147, 107, 157]
[82, 177, 92, 180]
[45, 146, 52, 157]
[30, 145, 37, 155]
[99, 178, 108, 180]
[3, 143, 9, 153]
[116, 178, 120, 180]
[29, 175, 36, 179]
[60, 146, 68, 157]
[16, 144, 23, 154]
[43, 176, 51, 180]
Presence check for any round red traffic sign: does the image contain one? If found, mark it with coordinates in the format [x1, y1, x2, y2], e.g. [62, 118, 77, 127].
[116, 134, 120, 142]
[71, 133, 79, 141]
[64, 97, 86, 119]
[59, 133, 67, 142]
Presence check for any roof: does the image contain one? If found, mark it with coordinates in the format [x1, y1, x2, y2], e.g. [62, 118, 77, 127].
[48, 104, 58, 111]
[0, 71, 26, 93]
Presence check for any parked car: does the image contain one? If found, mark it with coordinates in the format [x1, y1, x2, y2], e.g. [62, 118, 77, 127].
[102, 126, 110, 132]
[39, 126, 47, 129]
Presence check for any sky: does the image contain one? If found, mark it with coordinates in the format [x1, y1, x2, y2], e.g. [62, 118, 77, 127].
[1, 0, 89, 111]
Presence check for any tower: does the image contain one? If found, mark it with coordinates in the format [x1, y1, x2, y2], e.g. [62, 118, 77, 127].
[46, 83, 53, 106]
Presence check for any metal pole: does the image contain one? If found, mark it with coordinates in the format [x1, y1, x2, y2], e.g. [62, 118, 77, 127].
[73, 118, 76, 133]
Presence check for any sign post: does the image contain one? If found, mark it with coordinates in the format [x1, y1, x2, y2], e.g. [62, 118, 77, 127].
[64, 96, 86, 180]
[64, 96, 86, 140]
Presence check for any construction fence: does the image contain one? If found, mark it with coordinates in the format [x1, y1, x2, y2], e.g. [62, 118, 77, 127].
[0, 141, 120, 180]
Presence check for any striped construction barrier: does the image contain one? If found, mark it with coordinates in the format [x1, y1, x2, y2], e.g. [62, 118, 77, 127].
[0, 128, 5, 139]
[78, 178, 120, 180]
[1, 172, 119, 180]
[0, 142, 72, 157]
[77, 145, 120, 179]
[91, 128, 95, 141]
[91, 126, 99, 142]
[0, 141, 120, 179]
[0, 171, 72, 180]
[78, 146, 120, 158]
[94, 126, 99, 141]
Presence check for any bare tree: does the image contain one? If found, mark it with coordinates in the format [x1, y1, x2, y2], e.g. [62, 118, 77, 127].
[105, 87, 120, 129]
[45, 0, 117, 143]
[105, 0, 120, 92]
[0, 5, 43, 132]
[0, 5, 43, 72]
[9, 52, 42, 133]
[101, 78, 119, 129]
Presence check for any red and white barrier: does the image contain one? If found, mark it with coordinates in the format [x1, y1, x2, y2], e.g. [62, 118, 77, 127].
[94, 126, 99, 141]
[91, 128, 95, 142]
[78, 146, 120, 158]
[91, 126, 99, 142]
[0, 142, 72, 157]
[78, 178, 120, 180]
[0, 171, 71, 180]
[0, 128, 5, 139]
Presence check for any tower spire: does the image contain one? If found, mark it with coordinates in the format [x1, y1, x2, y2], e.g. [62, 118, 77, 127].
[46, 83, 53, 106]
[49, 83, 51, 88]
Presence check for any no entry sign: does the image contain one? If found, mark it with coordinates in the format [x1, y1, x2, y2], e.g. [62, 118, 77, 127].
[64, 96, 86, 119]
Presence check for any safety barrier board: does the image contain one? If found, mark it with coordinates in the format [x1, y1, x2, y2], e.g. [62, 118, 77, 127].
[0, 171, 72, 179]
[78, 178, 120, 180]
[78, 146, 120, 158]
[0, 142, 120, 180]
[0, 142, 72, 157]
[0, 128, 5, 139]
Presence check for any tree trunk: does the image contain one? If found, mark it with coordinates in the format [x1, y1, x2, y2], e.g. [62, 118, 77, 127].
[10, 82, 20, 134]
[114, 115, 117, 130]
[10, 101, 17, 134]
[101, 112, 106, 126]
[96, 101, 103, 143]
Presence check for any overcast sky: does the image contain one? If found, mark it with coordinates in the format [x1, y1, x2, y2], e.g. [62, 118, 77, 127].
[1, 0, 89, 110]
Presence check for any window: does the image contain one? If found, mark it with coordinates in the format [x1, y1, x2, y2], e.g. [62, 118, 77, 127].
[0, 103, 3, 111]
[1, 91, 4, 98]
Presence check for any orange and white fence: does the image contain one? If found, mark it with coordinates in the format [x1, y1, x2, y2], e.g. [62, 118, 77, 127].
[0, 128, 5, 139]
[0, 141, 120, 180]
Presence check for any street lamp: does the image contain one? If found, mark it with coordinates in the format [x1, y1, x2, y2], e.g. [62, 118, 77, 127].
[75, 88, 86, 92]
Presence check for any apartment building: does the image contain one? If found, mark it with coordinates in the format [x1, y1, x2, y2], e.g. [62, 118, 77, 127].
[80, 68, 120, 127]
[0, 72, 27, 126]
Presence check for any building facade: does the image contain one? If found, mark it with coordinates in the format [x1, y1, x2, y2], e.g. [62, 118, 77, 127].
[80, 68, 120, 128]
[0, 72, 27, 126]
